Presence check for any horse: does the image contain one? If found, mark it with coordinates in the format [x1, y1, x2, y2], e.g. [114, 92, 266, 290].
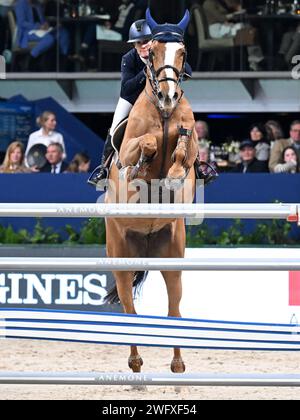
[104, 9, 199, 373]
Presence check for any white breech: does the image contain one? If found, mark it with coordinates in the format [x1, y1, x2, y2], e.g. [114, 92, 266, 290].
[109, 98, 133, 135]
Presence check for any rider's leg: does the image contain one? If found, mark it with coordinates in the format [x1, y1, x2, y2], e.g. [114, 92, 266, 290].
[102, 97, 133, 163]
[88, 98, 133, 186]
[110, 98, 133, 136]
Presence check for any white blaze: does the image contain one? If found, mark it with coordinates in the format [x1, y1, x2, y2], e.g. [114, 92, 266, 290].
[164, 43, 182, 99]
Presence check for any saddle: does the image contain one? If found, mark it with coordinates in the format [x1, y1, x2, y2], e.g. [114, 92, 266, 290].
[111, 118, 128, 154]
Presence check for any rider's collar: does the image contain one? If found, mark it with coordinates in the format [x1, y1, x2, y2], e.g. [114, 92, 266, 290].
[139, 56, 148, 65]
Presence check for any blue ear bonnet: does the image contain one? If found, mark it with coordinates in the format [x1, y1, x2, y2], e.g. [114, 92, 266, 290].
[152, 24, 184, 42]
[146, 8, 190, 43]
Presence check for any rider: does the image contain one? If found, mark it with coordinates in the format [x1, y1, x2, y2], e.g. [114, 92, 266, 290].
[88, 19, 218, 186]
[88, 19, 153, 186]
[88, 19, 193, 186]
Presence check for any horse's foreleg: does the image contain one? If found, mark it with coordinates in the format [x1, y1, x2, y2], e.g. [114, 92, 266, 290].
[119, 134, 158, 177]
[113, 270, 143, 372]
[161, 270, 186, 373]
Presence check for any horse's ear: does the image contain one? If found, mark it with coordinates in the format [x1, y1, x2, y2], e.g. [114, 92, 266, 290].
[146, 8, 157, 31]
[177, 10, 190, 32]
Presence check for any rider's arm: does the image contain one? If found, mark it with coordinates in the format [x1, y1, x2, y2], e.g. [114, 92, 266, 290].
[120, 54, 146, 98]
[184, 62, 192, 79]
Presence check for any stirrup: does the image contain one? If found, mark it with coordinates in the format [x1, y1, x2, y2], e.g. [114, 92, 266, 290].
[195, 161, 219, 186]
[87, 165, 108, 188]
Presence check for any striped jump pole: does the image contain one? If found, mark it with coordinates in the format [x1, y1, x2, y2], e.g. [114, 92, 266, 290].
[1, 309, 300, 351]
[1, 306, 300, 387]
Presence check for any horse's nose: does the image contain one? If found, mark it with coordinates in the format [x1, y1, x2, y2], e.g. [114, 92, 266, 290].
[164, 96, 172, 106]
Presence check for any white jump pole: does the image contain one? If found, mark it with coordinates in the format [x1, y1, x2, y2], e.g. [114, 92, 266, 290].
[0, 203, 298, 220]
[0, 256, 300, 271]
[0, 372, 300, 386]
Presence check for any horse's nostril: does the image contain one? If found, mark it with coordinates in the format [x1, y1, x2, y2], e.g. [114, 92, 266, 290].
[173, 92, 178, 100]
[158, 92, 164, 100]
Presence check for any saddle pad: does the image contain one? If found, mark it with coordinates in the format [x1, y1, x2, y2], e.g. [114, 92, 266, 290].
[111, 118, 128, 153]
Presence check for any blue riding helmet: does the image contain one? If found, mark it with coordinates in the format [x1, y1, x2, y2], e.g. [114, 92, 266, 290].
[127, 19, 152, 43]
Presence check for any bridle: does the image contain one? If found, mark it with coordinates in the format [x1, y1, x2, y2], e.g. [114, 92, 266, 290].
[142, 42, 190, 180]
[146, 44, 186, 117]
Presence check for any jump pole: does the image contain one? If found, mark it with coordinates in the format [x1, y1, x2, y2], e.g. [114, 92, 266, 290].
[0, 203, 298, 221]
[0, 256, 300, 271]
[0, 372, 300, 387]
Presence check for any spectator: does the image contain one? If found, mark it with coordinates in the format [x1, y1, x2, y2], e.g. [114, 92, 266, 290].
[0, 141, 31, 173]
[269, 120, 300, 173]
[0, 0, 15, 53]
[265, 120, 284, 142]
[197, 143, 218, 180]
[40, 143, 68, 173]
[195, 120, 210, 144]
[249, 123, 270, 163]
[274, 146, 299, 174]
[203, 0, 264, 71]
[15, 0, 70, 68]
[79, 0, 147, 66]
[66, 152, 91, 173]
[25, 111, 66, 167]
[231, 139, 269, 173]
[198, 144, 210, 163]
[278, 24, 300, 70]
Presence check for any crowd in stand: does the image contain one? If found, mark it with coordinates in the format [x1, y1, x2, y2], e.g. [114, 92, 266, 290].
[1, 0, 300, 72]
[0, 110, 91, 174]
[0, 109, 300, 175]
[0, 0, 148, 71]
[195, 118, 300, 173]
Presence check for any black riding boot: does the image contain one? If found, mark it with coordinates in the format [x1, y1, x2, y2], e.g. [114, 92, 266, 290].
[87, 133, 114, 187]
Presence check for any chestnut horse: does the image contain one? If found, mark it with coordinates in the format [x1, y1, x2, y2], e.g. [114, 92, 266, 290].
[105, 13, 198, 373]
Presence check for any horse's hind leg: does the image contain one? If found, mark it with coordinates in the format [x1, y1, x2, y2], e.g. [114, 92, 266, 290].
[113, 270, 144, 372]
[161, 270, 186, 373]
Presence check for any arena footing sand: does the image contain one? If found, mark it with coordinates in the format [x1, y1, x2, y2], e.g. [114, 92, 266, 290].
[1, 339, 300, 400]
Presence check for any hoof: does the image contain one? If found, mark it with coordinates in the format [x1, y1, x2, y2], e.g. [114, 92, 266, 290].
[164, 177, 185, 191]
[128, 355, 143, 372]
[140, 135, 157, 158]
[171, 358, 186, 373]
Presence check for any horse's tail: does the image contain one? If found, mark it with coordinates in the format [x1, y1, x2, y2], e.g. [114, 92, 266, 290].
[104, 271, 149, 305]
